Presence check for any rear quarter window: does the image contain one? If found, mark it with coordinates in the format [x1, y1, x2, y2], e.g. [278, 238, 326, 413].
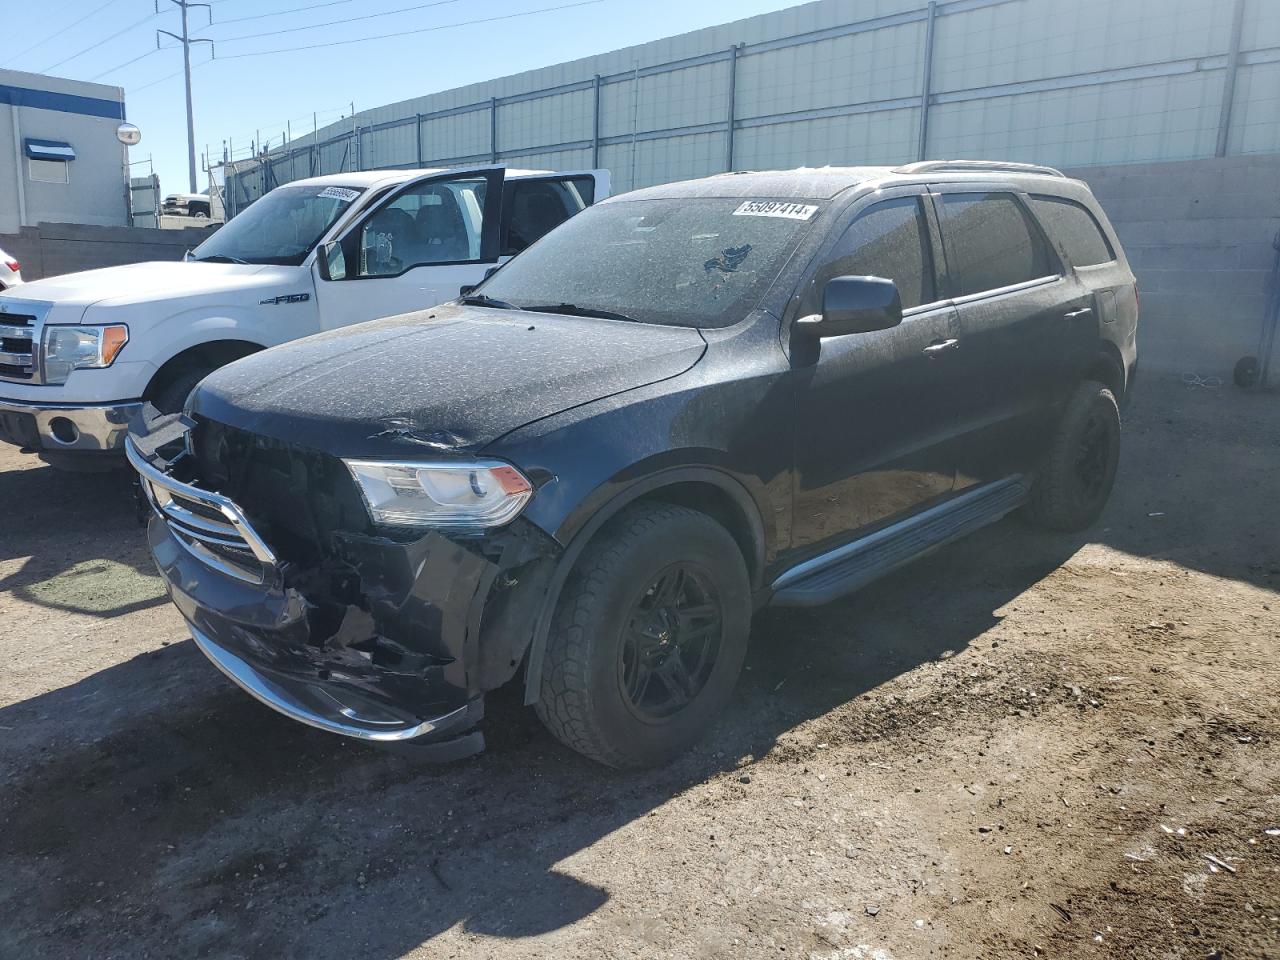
[501, 177, 594, 256]
[1029, 195, 1115, 267]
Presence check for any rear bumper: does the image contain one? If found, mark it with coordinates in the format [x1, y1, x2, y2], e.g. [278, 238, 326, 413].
[0, 397, 141, 452]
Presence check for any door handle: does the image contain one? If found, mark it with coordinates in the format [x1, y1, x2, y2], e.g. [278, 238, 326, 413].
[1064, 307, 1093, 319]
[923, 338, 959, 356]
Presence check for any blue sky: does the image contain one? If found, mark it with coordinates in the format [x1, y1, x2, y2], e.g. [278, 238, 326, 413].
[6, 0, 800, 195]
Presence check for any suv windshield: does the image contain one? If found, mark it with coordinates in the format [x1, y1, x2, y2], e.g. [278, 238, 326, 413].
[477, 197, 820, 328]
[191, 183, 365, 266]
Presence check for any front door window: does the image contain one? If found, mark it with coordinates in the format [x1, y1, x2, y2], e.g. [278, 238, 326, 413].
[357, 177, 488, 277]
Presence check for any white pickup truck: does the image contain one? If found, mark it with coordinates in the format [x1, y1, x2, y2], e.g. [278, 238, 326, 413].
[0, 165, 607, 468]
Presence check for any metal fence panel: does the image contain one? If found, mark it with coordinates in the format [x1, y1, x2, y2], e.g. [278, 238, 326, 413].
[1229, 61, 1280, 156]
[223, 0, 1280, 215]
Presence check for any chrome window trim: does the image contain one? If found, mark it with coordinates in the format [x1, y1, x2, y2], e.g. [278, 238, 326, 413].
[948, 273, 1061, 307]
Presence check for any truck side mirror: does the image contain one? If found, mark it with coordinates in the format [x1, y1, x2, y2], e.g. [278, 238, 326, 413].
[317, 241, 347, 282]
[459, 266, 501, 297]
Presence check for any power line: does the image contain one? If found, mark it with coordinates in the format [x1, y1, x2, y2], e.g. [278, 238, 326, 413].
[126, 49, 210, 95]
[214, 0, 607, 59]
[212, 0, 358, 27]
[129, 67, 186, 95]
[92, 46, 170, 81]
[4, 0, 130, 67]
[42, 8, 164, 73]
[211, 0, 463, 42]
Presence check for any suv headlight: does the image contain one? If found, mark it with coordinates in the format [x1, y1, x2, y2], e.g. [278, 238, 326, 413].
[345, 459, 533, 528]
[42, 324, 129, 385]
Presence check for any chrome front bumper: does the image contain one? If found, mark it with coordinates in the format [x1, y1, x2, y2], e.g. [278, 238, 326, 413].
[0, 397, 142, 452]
[190, 624, 474, 742]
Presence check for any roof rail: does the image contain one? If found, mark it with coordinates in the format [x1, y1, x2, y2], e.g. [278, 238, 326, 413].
[891, 160, 1067, 178]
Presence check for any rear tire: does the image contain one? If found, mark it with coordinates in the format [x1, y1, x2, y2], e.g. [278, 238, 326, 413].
[535, 502, 751, 769]
[1022, 380, 1120, 532]
[1234, 356, 1260, 389]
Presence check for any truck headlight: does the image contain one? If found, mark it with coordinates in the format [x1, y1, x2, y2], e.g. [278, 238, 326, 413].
[42, 325, 129, 384]
[344, 459, 533, 528]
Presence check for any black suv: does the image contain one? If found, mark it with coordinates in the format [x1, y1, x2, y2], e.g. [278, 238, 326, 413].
[129, 161, 1138, 768]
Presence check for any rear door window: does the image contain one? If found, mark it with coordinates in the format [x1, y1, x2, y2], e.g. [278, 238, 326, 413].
[811, 196, 937, 310]
[501, 177, 594, 256]
[936, 192, 1055, 297]
[1029, 195, 1115, 267]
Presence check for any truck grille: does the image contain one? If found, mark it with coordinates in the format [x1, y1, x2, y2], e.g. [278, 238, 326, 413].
[190, 418, 375, 563]
[0, 314, 37, 381]
[126, 437, 278, 584]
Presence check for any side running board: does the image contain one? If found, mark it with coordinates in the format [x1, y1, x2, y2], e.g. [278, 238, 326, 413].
[770, 476, 1029, 608]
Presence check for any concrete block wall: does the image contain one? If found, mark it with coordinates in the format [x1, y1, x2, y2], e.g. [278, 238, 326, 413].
[1069, 154, 1280, 377]
[0, 222, 218, 282]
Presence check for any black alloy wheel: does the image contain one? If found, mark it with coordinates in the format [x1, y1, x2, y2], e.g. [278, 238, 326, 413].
[1073, 410, 1113, 505]
[619, 562, 724, 722]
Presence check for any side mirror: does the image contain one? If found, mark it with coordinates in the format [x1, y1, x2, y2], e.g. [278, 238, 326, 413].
[459, 266, 500, 297]
[798, 275, 903, 338]
[317, 241, 347, 282]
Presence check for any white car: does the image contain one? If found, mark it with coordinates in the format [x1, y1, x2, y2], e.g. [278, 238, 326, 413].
[0, 247, 22, 290]
[0, 165, 608, 468]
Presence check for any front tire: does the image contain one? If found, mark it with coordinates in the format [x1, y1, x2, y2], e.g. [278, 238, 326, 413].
[535, 503, 752, 769]
[1023, 379, 1121, 532]
[151, 364, 213, 414]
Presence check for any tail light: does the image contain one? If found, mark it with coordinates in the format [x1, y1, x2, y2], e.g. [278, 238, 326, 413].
[4, 260, 18, 272]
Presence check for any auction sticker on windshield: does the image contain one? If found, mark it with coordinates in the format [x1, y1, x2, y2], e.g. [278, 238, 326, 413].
[732, 200, 819, 220]
[318, 186, 360, 202]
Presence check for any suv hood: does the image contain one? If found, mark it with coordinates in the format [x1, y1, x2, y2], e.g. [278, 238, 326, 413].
[3, 260, 282, 311]
[190, 303, 707, 458]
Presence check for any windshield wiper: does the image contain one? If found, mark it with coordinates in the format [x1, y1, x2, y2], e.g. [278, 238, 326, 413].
[522, 302, 640, 324]
[193, 254, 250, 264]
[459, 293, 519, 310]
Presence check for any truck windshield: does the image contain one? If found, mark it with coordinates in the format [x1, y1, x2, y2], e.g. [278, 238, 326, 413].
[476, 197, 820, 328]
[190, 184, 365, 266]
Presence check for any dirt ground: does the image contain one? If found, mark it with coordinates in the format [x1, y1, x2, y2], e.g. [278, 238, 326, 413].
[1, 372, 1277, 960]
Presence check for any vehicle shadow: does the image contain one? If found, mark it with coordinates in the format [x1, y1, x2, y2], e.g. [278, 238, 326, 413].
[0, 455, 166, 618]
[0, 517, 1085, 959]
[1091, 373, 1280, 594]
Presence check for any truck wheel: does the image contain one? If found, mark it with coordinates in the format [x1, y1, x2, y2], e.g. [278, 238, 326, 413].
[152, 365, 213, 414]
[1023, 379, 1120, 532]
[535, 503, 752, 769]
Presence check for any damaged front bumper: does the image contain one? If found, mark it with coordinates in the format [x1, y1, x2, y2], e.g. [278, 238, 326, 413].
[189, 623, 483, 745]
[128, 419, 560, 758]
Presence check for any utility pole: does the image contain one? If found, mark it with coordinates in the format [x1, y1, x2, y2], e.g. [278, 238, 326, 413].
[157, 0, 213, 193]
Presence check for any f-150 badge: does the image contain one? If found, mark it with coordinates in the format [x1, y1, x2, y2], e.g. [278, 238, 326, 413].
[259, 293, 311, 305]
